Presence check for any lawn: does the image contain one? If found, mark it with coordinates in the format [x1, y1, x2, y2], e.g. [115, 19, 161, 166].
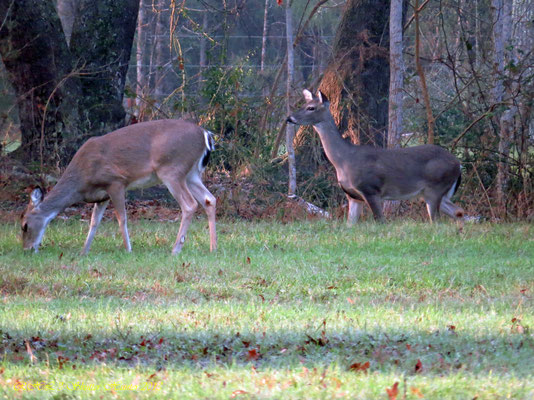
[0, 218, 533, 399]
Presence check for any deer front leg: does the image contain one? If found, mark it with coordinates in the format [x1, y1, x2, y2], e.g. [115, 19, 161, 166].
[363, 194, 384, 222]
[82, 200, 110, 255]
[107, 184, 131, 252]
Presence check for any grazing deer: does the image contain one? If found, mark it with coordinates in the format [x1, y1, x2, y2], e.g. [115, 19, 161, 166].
[287, 89, 464, 225]
[21, 119, 217, 254]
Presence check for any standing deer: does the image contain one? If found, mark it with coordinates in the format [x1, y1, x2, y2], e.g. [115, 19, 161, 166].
[287, 89, 464, 225]
[21, 119, 217, 254]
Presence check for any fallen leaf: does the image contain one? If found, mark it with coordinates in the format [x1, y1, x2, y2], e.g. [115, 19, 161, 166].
[415, 359, 423, 373]
[386, 381, 399, 400]
[411, 386, 424, 398]
[347, 297, 355, 304]
[231, 390, 248, 397]
[349, 361, 370, 373]
[247, 348, 260, 361]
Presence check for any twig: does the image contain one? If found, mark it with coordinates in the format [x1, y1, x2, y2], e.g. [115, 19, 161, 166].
[471, 162, 496, 221]
[448, 102, 507, 150]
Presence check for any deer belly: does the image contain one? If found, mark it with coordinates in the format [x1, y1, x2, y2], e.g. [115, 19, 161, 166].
[84, 189, 110, 203]
[382, 188, 423, 201]
[127, 173, 160, 190]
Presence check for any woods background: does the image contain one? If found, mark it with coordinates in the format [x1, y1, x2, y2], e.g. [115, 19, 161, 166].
[0, 0, 532, 221]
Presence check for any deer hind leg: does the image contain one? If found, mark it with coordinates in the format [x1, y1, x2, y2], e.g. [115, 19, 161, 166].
[82, 200, 110, 255]
[107, 184, 131, 252]
[187, 173, 217, 252]
[347, 197, 363, 227]
[160, 174, 198, 255]
[440, 180, 465, 220]
[440, 197, 464, 219]
[423, 193, 441, 223]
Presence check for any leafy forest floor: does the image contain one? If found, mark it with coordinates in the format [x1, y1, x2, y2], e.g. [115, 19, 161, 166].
[0, 200, 533, 399]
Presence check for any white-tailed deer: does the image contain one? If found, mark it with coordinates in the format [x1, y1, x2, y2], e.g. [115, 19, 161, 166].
[21, 119, 217, 254]
[287, 89, 464, 225]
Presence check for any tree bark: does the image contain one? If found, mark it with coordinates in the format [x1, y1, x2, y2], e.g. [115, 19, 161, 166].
[260, 0, 269, 97]
[414, 0, 434, 144]
[318, 0, 390, 147]
[57, 0, 80, 45]
[388, 0, 404, 148]
[70, 0, 139, 135]
[0, 0, 82, 165]
[199, 9, 209, 93]
[154, 0, 170, 103]
[136, 0, 150, 119]
[286, 1, 297, 195]
[492, 0, 517, 217]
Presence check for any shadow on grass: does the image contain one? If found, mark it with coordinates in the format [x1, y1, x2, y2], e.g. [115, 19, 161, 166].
[1, 323, 533, 378]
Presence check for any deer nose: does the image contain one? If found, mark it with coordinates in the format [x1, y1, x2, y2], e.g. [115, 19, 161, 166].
[286, 116, 296, 124]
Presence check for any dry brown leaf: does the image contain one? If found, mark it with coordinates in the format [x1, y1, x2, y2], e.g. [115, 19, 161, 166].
[386, 381, 399, 400]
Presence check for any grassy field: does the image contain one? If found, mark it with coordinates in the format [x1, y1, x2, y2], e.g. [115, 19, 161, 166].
[0, 217, 533, 399]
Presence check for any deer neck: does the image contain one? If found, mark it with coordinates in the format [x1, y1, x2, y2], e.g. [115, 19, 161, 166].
[34, 174, 83, 220]
[313, 117, 354, 168]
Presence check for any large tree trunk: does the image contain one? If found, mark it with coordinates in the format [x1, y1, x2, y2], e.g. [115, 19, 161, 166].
[286, 1, 296, 196]
[388, 0, 404, 148]
[70, 0, 139, 136]
[154, 0, 170, 104]
[318, 0, 390, 147]
[0, 0, 82, 165]
[57, 0, 80, 45]
[414, 0, 434, 144]
[136, 0, 150, 120]
[491, 0, 516, 217]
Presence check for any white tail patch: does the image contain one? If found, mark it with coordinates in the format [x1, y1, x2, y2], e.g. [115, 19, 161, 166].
[203, 129, 215, 151]
[198, 129, 215, 173]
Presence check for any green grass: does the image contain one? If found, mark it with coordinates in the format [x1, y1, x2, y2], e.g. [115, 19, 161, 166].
[0, 218, 533, 399]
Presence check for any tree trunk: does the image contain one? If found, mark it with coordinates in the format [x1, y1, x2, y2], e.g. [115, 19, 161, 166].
[154, 0, 170, 103]
[388, 0, 404, 148]
[491, 0, 517, 217]
[260, 0, 269, 97]
[57, 0, 80, 46]
[199, 9, 209, 93]
[0, 0, 82, 165]
[318, 0, 390, 147]
[286, 1, 296, 196]
[136, 0, 150, 119]
[497, 0, 517, 217]
[69, 0, 140, 136]
[414, 0, 434, 144]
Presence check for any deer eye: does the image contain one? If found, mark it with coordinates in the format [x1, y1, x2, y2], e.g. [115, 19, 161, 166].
[306, 106, 315, 111]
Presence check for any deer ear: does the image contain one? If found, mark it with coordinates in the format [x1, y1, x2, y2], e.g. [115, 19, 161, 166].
[30, 187, 44, 207]
[302, 89, 314, 102]
[317, 90, 329, 104]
